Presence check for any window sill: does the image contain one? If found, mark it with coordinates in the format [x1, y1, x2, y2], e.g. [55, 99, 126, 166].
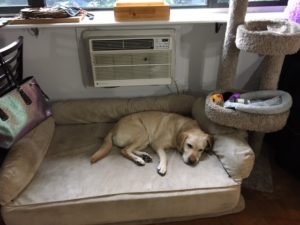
[2, 8, 286, 29]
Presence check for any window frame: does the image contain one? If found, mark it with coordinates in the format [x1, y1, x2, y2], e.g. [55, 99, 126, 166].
[209, 0, 288, 8]
[0, 0, 288, 14]
[0, 6, 25, 15]
[0, 0, 45, 14]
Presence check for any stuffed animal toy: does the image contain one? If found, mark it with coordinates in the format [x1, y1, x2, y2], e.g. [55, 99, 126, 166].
[210, 93, 224, 105]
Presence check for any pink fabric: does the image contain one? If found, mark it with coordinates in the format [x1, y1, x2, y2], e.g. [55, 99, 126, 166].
[285, 0, 300, 23]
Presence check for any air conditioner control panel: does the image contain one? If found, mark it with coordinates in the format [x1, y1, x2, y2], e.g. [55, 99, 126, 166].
[154, 37, 171, 50]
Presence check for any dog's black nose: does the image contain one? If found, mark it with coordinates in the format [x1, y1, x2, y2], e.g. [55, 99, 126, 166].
[187, 158, 196, 165]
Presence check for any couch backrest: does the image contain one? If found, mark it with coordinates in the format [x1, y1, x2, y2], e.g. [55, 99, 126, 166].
[51, 95, 196, 125]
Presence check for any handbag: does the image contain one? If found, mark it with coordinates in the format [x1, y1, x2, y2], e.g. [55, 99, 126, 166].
[0, 54, 52, 149]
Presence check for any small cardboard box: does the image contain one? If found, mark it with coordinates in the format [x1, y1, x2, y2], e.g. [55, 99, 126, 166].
[114, 0, 170, 21]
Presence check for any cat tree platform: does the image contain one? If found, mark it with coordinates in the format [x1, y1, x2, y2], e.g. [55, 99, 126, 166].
[236, 20, 300, 55]
[205, 91, 292, 133]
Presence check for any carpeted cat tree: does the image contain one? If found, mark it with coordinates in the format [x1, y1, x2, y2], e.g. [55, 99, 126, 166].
[205, 0, 300, 154]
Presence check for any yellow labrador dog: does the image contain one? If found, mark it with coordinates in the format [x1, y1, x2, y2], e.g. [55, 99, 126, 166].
[91, 111, 213, 176]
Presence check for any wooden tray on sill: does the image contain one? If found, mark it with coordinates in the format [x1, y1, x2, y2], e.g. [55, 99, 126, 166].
[9, 14, 85, 25]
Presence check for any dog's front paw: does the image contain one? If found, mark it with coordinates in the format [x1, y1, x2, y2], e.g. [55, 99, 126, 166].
[157, 163, 167, 176]
[134, 158, 146, 166]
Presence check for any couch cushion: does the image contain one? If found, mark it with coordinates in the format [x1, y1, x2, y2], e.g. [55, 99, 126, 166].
[10, 123, 238, 206]
[2, 123, 241, 225]
[213, 132, 255, 181]
[2, 187, 242, 225]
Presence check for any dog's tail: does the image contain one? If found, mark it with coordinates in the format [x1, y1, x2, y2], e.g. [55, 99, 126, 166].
[90, 132, 113, 164]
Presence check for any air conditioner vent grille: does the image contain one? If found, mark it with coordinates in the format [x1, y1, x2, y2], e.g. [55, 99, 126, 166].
[93, 52, 170, 66]
[94, 65, 170, 81]
[124, 39, 153, 50]
[92, 39, 154, 51]
[92, 40, 123, 51]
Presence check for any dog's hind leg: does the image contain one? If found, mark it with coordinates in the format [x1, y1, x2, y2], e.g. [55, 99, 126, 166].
[133, 151, 152, 163]
[121, 142, 149, 166]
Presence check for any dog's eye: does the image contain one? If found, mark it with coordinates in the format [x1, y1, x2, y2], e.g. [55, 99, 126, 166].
[187, 143, 193, 148]
[198, 149, 204, 152]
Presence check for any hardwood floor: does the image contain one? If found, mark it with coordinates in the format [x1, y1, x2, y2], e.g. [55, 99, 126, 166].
[153, 150, 300, 225]
[1, 149, 299, 225]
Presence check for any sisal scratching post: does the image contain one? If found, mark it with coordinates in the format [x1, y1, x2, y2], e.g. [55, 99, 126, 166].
[243, 55, 285, 153]
[236, 20, 300, 154]
[252, 56, 285, 90]
[217, 0, 248, 90]
[250, 55, 284, 154]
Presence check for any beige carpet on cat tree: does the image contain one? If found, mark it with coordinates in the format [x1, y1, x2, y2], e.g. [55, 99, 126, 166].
[205, 0, 300, 191]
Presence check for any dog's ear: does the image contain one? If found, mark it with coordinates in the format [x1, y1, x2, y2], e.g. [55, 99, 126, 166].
[205, 135, 214, 153]
[176, 132, 188, 152]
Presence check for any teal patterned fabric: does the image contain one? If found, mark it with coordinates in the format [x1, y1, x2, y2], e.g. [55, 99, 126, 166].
[0, 77, 51, 149]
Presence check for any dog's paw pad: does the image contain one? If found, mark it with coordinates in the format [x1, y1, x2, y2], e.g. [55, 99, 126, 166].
[142, 154, 153, 163]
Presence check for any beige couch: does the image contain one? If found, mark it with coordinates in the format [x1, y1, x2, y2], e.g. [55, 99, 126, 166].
[0, 95, 254, 225]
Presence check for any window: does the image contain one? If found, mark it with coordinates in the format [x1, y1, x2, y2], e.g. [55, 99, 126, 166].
[211, 0, 288, 8]
[45, 0, 208, 8]
[0, 0, 28, 14]
[0, 0, 27, 6]
[43, 0, 289, 8]
[0, 0, 288, 14]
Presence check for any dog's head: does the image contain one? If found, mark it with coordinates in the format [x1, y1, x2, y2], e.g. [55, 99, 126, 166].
[177, 128, 213, 166]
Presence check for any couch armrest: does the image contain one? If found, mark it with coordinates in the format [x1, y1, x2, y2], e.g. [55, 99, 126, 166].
[213, 131, 255, 181]
[0, 118, 55, 205]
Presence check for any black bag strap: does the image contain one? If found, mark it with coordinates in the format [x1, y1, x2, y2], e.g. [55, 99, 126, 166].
[0, 55, 9, 121]
[0, 58, 14, 90]
[0, 53, 32, 105]
[0, 53, 19, 89]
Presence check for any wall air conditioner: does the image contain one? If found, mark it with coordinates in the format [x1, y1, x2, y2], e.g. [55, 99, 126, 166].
[83, 29, 175, 87]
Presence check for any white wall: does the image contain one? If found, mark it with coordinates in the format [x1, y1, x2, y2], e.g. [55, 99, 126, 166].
[0, 24, 262, 100]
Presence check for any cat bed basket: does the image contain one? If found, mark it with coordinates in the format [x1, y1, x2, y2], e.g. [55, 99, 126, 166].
[236, 20, 300, 55]
[205, 90, 292, 133]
